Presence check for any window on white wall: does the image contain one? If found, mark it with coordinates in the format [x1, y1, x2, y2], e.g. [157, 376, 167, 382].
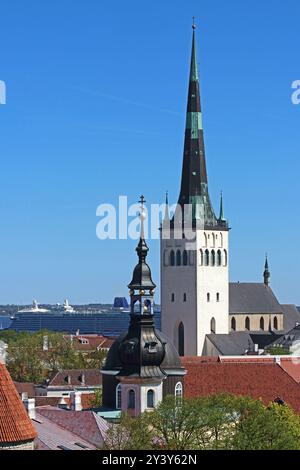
[147, 389, 155, 408]
[210, 317, 216, 333]
[207, 293, 210, 302]
[216, 293, 220, 302]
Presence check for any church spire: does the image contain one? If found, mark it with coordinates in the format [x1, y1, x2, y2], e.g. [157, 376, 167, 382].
[219, 191, 224, 221]
[163, 191, 170, 224]
[264, 254, 270, 286]
[128, 196, 156, 294]
[177, 23, 218, 227]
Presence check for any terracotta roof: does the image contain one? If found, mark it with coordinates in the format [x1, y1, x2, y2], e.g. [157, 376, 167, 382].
[280, 359, 300, 383]
[36, 407, 109, 448]
[0, 363, 37, 443]
[64, 335, 115, 351]
[182, 360, 300, 414]
[48, 369, 102, 387]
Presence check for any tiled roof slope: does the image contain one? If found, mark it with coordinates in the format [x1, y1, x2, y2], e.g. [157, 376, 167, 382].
[281, 304, 300, 332]
[182, 360, 300, 414]
[48, 369, 102, 387]
[229, 283, 282, 314]
[34, 412, 96, 450]
[0, 363, 37, 443]
[36, 407, 108, 447]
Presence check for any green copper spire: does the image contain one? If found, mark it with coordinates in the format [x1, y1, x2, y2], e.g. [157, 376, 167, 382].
[190, 23, 199, 82]
[219, 191, 225, 221]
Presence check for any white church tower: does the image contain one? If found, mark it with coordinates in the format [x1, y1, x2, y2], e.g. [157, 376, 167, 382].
[161, 24, 229, 356]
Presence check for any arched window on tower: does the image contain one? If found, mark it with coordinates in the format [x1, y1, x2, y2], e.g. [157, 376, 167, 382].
[183, 293, 187, 302]
[163, 249, 169, 266]
[211, 250, 216, 266]
[171, 293, 175, 302]
[178, 322, 184, 357]
[274, 316, 278, 330]
[176, 250, 181, 266]
[205, 250, 209, 266]
[260, 317, 265, 331]
[219, 232, 223, 248]
[211, 233, 215, 248]
[147, 389, 155, 408]
[207, 293, 210, 302]
[128, 389, 135, 409]
[170, 250, 175, 266]
[183, 250, 188, 266]
[116, 383, 122, 409]
[245, 317, 250, 331]
[216, 292, 220, 302]
[217, 250, 222, 267]
[210, 317, 216, 334]
[231, 317, 236, 331]
[199, 249, 204, 266]
[223, 249, 228, 267]
[175, 382, 183, 402]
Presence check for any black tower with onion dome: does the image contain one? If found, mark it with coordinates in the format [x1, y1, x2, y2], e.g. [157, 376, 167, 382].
[101, 197, 185, 416]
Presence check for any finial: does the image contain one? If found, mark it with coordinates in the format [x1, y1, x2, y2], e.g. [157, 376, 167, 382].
[139, 195, 146, 240]
[192, 16, 196, 30]
[165, 190, 168, 205]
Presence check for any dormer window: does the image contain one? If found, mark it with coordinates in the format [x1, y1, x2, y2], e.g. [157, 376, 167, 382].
[145, 341, 158, 353]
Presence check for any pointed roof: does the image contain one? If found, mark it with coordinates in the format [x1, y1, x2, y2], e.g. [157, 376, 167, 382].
[0, 362, 37, 444]
[128, 196, 156, 290]
[177, 25, 219, 227]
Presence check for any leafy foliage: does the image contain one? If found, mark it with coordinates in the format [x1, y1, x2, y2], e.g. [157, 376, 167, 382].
[104, 394, 300, 451]
[1, 330, 107, 383]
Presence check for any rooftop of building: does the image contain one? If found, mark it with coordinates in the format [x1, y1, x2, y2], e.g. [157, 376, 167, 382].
[0, 362, 37, 444]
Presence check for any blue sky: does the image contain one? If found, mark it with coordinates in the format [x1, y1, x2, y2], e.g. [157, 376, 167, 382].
[0, 0, 299, 305]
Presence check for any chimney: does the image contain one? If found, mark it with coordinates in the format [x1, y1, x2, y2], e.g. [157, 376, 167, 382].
[76, 329, 80, 337]
[275, 356, 281, 365]
[80, 373, 85, 386]
[254, 344, 259, 353]
[24, 398, 36, 420]
[70, 391, 82, 411]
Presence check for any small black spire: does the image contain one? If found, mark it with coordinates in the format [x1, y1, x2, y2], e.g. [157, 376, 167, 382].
[163, 191, 170, 224]
[264, 254, 270, 286]
[128, 196, 156, 291]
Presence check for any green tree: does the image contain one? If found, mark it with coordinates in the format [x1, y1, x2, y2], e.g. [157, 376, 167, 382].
[104, 413, 152, 450]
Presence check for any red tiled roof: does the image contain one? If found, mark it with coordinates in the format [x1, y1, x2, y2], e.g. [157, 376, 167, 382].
[64, 335, 115, 351]
[49, 369, 102, 387]
[280, 359, 300, 383]
[36, 408, 108, 447]
[217, 356, 300, 383]
[182, 360, 300, 414]
[0, 363, 37, 443]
